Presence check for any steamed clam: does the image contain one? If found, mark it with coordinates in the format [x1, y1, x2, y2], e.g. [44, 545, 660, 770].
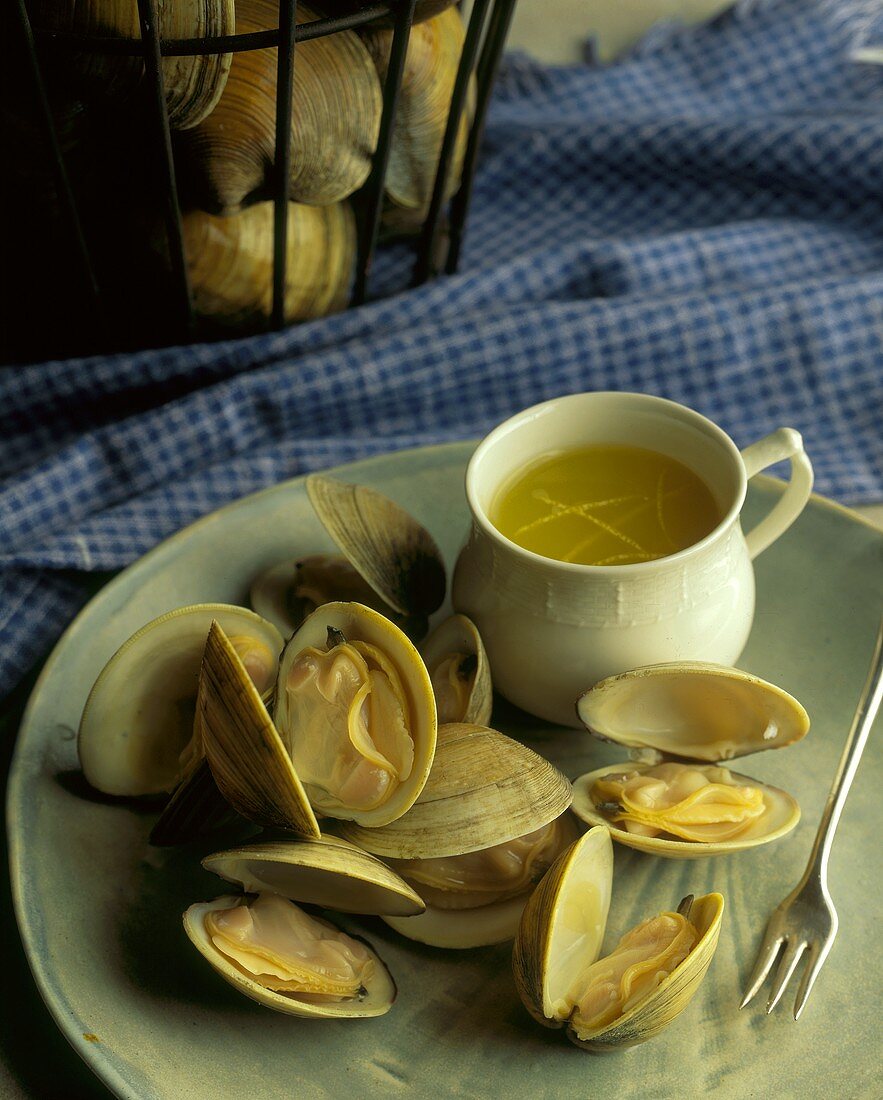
[184, 834, 420, 1018]
[571, 663, 809, 857]
[77, 604, 282, 798]
[177, 1, 382, 214]
[512, 826, 725, 1051]
[420, 613, 492, 725]
[199, 603, 437, 832]
[250, 475, 446, 641]
[340, 722, 574, 947]
[183, 202, 356, 328]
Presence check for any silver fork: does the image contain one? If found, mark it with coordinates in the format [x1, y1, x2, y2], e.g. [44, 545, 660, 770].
[740, 614, 883, 1020]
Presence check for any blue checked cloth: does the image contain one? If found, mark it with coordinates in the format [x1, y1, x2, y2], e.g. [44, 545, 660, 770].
[1, 0, 882, 700]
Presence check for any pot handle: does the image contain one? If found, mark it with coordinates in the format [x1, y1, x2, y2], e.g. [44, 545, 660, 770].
[740, 428, 814, 559]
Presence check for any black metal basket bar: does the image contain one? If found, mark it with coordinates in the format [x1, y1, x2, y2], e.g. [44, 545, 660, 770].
[14, 0, 517, 347]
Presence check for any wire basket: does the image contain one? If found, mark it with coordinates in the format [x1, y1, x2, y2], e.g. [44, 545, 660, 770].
[6, 0, 517, 362]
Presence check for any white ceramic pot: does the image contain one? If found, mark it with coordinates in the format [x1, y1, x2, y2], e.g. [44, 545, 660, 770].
[452, 392, 814, 726]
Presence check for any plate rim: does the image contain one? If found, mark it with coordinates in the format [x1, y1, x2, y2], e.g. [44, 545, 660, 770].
[7, 439, 882, 1098]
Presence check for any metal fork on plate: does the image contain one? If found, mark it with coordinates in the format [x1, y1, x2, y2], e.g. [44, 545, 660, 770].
[740, 615, 883, 1019]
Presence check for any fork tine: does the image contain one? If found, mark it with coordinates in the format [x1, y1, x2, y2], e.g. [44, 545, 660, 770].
[739, 932, 784, 1009]
[793, 940, 834, 1020]
[766, 940, 807, 1014]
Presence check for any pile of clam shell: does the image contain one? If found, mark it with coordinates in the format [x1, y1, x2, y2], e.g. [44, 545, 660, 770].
[26, 0, 472, 328]
[77, 474, 810, 1045]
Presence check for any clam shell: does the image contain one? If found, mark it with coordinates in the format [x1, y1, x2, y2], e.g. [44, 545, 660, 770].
[513, 825, 725, 1051]
[274, 602, 438, 827]
[382, 812, 581, 948]
[577, 662, 810, 762]
[512, 826, 613, 1030]
[199, 621, 321, 838]
[177, 2, 382, 213]
[28, 0, 234, 129]
[569, 892, 725, 1051]
[183, 895, 396, 1018]
[78, 604, 282, 797]
[571, 762, 800, 858]
[362, 6, 475, 215]
[420, 613, 492, 726]
[183, 202, 356, 328]
[338, 722, 573, 859]
[203, 834, 424, 916]
[306, 475, 446, 619]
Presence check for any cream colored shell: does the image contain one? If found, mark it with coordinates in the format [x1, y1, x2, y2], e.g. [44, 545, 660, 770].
[339, 722, 572, 859]
[420, 614, 492, 726]
[183, 896, 396, 1019]
[78, 604, 282, 797]
[571, 763, 800, 859]
[275, 602, 438, 827]
[203, 834, 425, 916]
[512, 826, 725, 1051]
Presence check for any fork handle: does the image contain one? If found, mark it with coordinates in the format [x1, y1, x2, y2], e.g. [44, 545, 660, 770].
[803, 615, 883, 883]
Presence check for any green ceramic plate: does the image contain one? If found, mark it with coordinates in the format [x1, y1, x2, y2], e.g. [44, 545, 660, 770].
[8, 442, 883, 1099]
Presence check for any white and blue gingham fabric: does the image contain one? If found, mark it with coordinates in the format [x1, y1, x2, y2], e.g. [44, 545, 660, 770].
[1, 0, 882, 698]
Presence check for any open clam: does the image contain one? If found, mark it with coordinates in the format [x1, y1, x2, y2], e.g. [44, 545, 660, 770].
[571, 663, 809, 858]
[78, 604, 282, 798]
[250, 475, 446, 641]
[200, 603, 437, 832]
[184, 834, 418, 1018]
[512, 826, 724, 1051]
[420, 614, 492, 725]
[340, 722, 574, 947]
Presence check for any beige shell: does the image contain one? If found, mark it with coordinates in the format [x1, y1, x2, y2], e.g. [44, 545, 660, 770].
[338, 722, 573, 860]
[78, 604, 282, 798]
[382, 812, 580, 949]
[573, 662, 808, 857]
[28, 0, 234, 129]
[576, 662, 810, 762]
[183, 201, 356, 328]
[512, 825, 725, 1052]
[362, 6, 475, 217]
[177, 2, 382, 213]
[184, 895, 396, 1018]
[322, 0, 457, 26]
[571, 763, 800, 859]
[203, 834, 424, 916]
[198, 621, 321, 838]
[274, 602, 438, 828]
[420, 614, 492, 726]
[306, 475, 446, 620]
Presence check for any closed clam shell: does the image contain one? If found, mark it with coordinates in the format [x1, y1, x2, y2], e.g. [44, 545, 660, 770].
[28, 0, 234, 129]
[362, 6, 475, 217]
[177, 1, 382, 213]
[274, 602, 438, 828]
[571, 762, 800, 859]
[203, 834, 424, 916]
[306, 475, 446, 620]
[513, 826, 725, 1051]
[420, 613, 492, 726]
[183, 201, 356, 328]
[78, 604, 282, 797]
[183, 895, 396, 1018]
[338, 722, 573, 859]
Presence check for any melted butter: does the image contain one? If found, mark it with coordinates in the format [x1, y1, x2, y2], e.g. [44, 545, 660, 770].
[490, 445, 721, 566]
